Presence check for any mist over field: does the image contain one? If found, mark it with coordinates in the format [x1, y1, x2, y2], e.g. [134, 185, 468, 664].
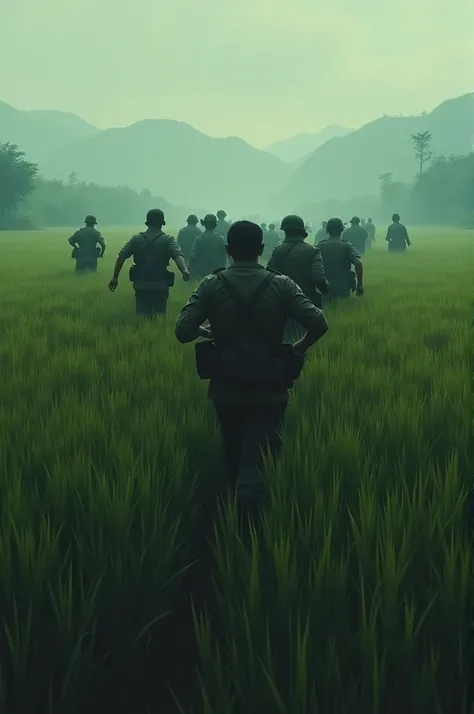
[0, 0, 473, 712]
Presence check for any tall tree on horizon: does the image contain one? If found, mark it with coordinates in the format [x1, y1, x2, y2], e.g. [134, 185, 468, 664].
[411, 131, 433, 176]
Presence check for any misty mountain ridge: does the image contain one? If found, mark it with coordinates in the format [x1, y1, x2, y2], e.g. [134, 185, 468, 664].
[41, 118, 290, 214]
[265, 125, 354, 163]
[278, 93, 474, 212]
[0, 101, 99, 165]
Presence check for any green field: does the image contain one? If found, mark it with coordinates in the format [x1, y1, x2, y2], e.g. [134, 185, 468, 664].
[0, 227, 472, 714]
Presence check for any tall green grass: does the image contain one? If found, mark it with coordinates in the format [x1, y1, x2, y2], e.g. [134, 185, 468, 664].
[0, 227, 471, 713]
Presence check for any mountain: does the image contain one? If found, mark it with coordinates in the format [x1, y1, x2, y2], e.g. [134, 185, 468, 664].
[42, 119, 289, 214]
[278, 93, 474, 211]
[0, 101, 100, 165]
[265, 125, 354, 163]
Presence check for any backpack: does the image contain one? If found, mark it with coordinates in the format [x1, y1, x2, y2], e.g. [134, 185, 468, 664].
[194, 271, 305, 389]
[129, 233, 175, 286]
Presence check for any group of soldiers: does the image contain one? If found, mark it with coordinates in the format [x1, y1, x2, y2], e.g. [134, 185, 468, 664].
[66, 207, 412, 520]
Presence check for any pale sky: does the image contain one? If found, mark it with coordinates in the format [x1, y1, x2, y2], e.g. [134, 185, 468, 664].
[2, 0, 473, 147]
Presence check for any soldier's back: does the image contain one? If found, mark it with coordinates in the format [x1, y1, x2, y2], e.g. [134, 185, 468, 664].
[269, 240, 314, 289]
[343, 226, 366, 252]
[76, 226, 101, 255]
[178, 225, 201, 261]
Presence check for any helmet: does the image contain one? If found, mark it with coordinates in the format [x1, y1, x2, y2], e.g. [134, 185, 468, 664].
[187, 214, 198, 224]
[269, 223, 275, 230]
[146, 208, 165, 225]
[392, 213, 400, 222]
[350, 216, 360, 224]
[85, 215, 97, 225]
[216, 210, 227, 218]
[202, 213, 217, 226]
[326, 217, 344, 235]
[280, 214, 307, 234]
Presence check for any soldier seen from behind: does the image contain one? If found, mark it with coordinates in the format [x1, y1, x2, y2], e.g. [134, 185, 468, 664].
[265, 223, 281, 254]
[267, 214, 329, 341]
[261, 223, 268, 238]
[318, 217, 364, 302]
[108, 208, 190, 317]
[386, 213, 411, 252]
[313, 221, 328, 245]
[177, 214, 202, 264]
[216, 209, 231, 239]
[366, 217, 376, 247]
[68, 215, 105, 274]
[342, 216, 368, 254]
[188, 214, 227, 279]
[175, 220, 328, 518]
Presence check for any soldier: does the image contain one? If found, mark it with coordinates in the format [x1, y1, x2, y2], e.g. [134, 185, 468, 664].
[265, 223, 281, 254]
[261, 223, 268, 238]
[175, 220, 328, 515]
[342, 216, 368, 254]
[313, 221, 328, 245]
[317, 217, 364, 301]
[366, 217, 376, 247]
[216, 210, 231, 239]
[267, 214, 329, 342]
[177, 214, 202, 264]
[68, 215, 105, 273]
[108, 208, 190, 317]
[386, 213, 411, 252]
[188, 214, 227, 279]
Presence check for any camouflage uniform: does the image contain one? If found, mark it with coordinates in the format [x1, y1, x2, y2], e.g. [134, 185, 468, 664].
[342, 217, 368, 254]
[118, 228, 183, 316]
[175, 259, 327, 504]
[267, 215, 328, 341]
[68, 218, 105, 273]
[386, 220, 410, 252]
[189, 215, 227, 279]
[317, 238, 360, 300]
[177, 217, 202, 264]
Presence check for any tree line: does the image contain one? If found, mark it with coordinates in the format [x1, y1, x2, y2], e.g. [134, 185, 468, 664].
[0, 143, 197, 230]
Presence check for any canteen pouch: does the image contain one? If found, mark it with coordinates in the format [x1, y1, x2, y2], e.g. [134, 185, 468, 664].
[194, 272, 305, 389]
[349, 271, 356, 292]
[165, 270, 175, 287]
[71, 247, 78, 259]
[129, 265, 137, 282]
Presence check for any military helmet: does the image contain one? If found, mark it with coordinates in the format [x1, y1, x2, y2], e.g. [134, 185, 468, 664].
[146, 208, 165, 225]
[350, 216, 360, 224]
[216, 210, 227, 218]
[392, 213, 400, 222]
[187, 214, 198, 224]
[326, 217, 344, 235]
[202, 213, 217, 226]
[269, 223, 275, 229]
[85, 215, 97, 225]
[280, 214, 307, 234]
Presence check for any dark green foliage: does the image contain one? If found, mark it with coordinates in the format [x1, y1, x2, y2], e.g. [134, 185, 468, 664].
[0, 143, 38, 227]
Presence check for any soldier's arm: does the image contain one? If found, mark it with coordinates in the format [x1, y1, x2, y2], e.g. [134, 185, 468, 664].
[111, 237, 135, 279]
[68, 231, 79, 247]
[188, 236, 201, 271]
[175, 279, 213, 343]
[167, 237, 188, 276]
[350, 246, 363, 285]
[97, 233, 106, 255]
[310, 247, 329, 292]
[385, 228, 391, 242]
[282, 277, 328, 353]
[404, 226, 411, 245]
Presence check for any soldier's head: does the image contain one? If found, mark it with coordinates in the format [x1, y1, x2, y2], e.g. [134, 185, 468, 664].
[85, 214, 97, 226]
[361, 218, 366, 224]
[269, 223, 275, 230]
[322, 221, 327, 229]
[226, 221, 263, 261]
[280, 214, 308, 239]
[201, 214, 217, 230]
[187, 214, 199, 225]
[350, 216, 360, 225]
[326, 217, 345, 239]
[367, 217, 373, 223]
[146, 209, 165, 228]
[216, 210, 227, 219]
[261, 223, 267, 230]
[392, 213, 400, 223]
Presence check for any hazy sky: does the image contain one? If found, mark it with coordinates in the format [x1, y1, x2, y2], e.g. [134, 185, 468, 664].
[2, 0, 473, 147]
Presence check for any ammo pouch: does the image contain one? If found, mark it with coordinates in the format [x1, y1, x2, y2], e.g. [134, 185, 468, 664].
[165, 270, 175, 287]
[194, 271, 305, 389]
[129, 265, 175, 286]
[71, 247, 78, 259]
[349, 271, 356, 292]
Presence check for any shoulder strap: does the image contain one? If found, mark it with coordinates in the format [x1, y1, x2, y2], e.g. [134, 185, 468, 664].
[217, 271, 275, 326]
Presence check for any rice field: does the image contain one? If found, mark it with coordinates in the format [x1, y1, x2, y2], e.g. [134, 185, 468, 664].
[0, 226, 472, 714]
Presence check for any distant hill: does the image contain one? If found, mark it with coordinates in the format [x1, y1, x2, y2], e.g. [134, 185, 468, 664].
[265, 125, 354, 163]
[277, 94, 474, 211]
[41, 119, 289, 214]
[0, 101, 100, 165]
